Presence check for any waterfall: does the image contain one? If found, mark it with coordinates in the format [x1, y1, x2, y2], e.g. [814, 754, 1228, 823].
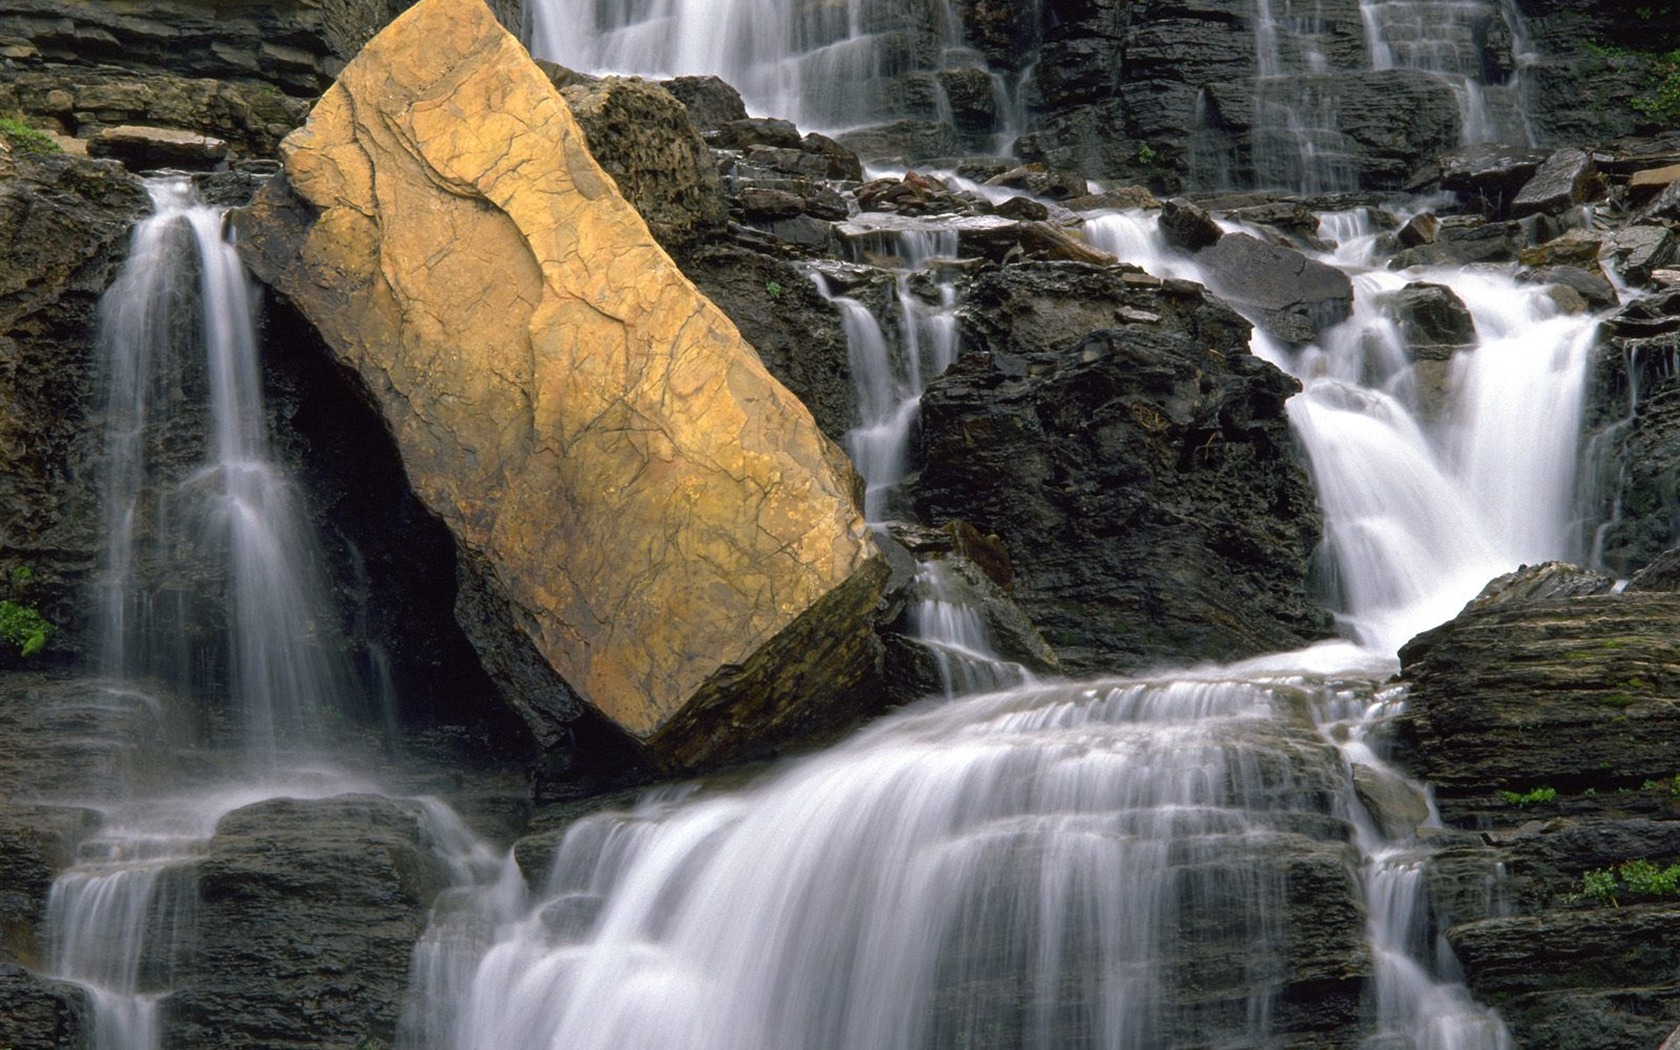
[411, 672, 1363, 1050]
[44, 177, 366, 1050]
[393, 175, 1609, 1044]
[1246, 0, 1535, 190]
[816, 227, 960, 522]
[525, 0, 964, 132]
[1359, 0, 1536, 144]
[95, 177, 348, 754]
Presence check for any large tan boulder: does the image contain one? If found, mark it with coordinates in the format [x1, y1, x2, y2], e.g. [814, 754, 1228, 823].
[237, 0, 886, 771]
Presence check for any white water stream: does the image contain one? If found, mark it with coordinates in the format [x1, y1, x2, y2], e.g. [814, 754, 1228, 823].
[44, 178, 482, 1050]
[526, 0, 966, 132]
[51, 10, 1606, 1045]
[394, 177, 1603, 1046]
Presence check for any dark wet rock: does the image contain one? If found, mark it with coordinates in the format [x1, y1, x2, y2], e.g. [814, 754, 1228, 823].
[1394, 219, 1526, 267]
[1439, 220, 1526, 264]
[1607, 225, 1678, 286]
[857, 171, 975, 217]
[1395, 212, 1439, 248]
[163, 795, 451, 1050]
[837, 212, 1113, 267]
[0, 801, 101, 967]
[936, 66, 1000, 135]
[993, 195, 1050, 222]
[956, 0, 1041, 72]
[1395, 568, 1680, 816]
[1350, 763, 1430, 840]
[796, 133, 865, 182]
[1421, 143, 1553, 216]
[1630, 163, 1680, 202]
[983, 164, 1087, 201]
[913, 262, 1331, 674]
[1381, 282, 1476, 360]
[1510, 148, 1601, 218]
[705, 116, 804, 151]
[1159, 197, 1223, 252]
[1584, 292, 1680, 576]
[1627, 548, 1680, 592]
[1205, 69, 1462, 191]
[1448, 906, 1680, 1050]
[0, 153, 148, 658]
[1014, 101, 1162, 190]
[888, 552, 1060, 678]
[85, 124, 228, 170]
[560, 76, 729, 252]
[0, 964, 89, 1050]
[1463, 561, 1616, 610]
[1221, 201, 1323, 248]
[834, 119, 957, 164]
[662, 74, 748, 133]
[0, 68, 310, 159]
[1194, 233, 1354, 344]
[1518, 264, 1619, 311]
[1519, 228, 1603, 269]
[1638, 180, 1680, 225]
[674, 242, 856, 444]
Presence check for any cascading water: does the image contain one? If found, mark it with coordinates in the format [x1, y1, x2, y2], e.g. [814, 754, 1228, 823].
[1359, 0, 1536, 144]
[390, 176, 1611, 1045]
[816, 227, 960, 522]
[94, 178, 347, 753]
[1245, 0, 1535, 191]
[44, 177, 370, 1050]
[525, 0, 963, 132]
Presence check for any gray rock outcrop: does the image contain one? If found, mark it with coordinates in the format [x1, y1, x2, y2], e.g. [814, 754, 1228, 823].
[913, 262, 1333, 674]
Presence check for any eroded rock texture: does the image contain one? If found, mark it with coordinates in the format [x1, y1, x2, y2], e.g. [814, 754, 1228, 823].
[0, 149, 148, 660]
[1395, 562, 1680, 1049]
[237, 0, 886, 772]
[914, 262, 1332, 674]
[162, 795, 449, 1050]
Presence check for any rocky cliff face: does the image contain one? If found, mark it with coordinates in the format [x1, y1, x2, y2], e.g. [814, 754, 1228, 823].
[914, 262, 1332, 673]
[237, 0, 888, 773]
[0, 0, 519, 161]
[0, 148, 149, 663]
[1396, 563, 1680, 1049]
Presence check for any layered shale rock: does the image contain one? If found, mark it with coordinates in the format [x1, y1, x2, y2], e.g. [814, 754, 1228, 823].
[0, 150, 149, 659]
[163, 795, 451, 1050]
[1394, 561, 1680, 1048]
[1396, 562, 1680, 811]
[237, 0, 886, 772]
[913, 262, 1332, 674]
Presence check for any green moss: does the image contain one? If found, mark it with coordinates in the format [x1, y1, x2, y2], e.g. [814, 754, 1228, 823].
[0, 115, 61, 156]
[0, 600, 53, 656]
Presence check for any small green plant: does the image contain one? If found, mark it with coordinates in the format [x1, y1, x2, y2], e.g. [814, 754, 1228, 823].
[1573, 859, 1680, 907]
[1136, 141, 1158, 166]
[764, 280, 783, 300]
[1578, 867, 1620, 906]
[1633, 49, 1680, 127]
[1498, 786, 1557, 807]
[0, 115, 61, 156]
[0, 599, 53, 657]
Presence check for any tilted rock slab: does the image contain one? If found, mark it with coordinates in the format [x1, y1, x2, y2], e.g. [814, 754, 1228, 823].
[238, 0, 884, 771]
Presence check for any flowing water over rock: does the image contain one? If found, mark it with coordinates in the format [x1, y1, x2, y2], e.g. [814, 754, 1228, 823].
[386, 174, 1616, 1044]
[522, 0, 1027, 152]
[1242, 0, 1534, 191]
[42, 178, 475, 1050]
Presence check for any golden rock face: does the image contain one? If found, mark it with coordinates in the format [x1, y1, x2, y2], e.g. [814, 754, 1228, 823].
[266, 0, 881, 767]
